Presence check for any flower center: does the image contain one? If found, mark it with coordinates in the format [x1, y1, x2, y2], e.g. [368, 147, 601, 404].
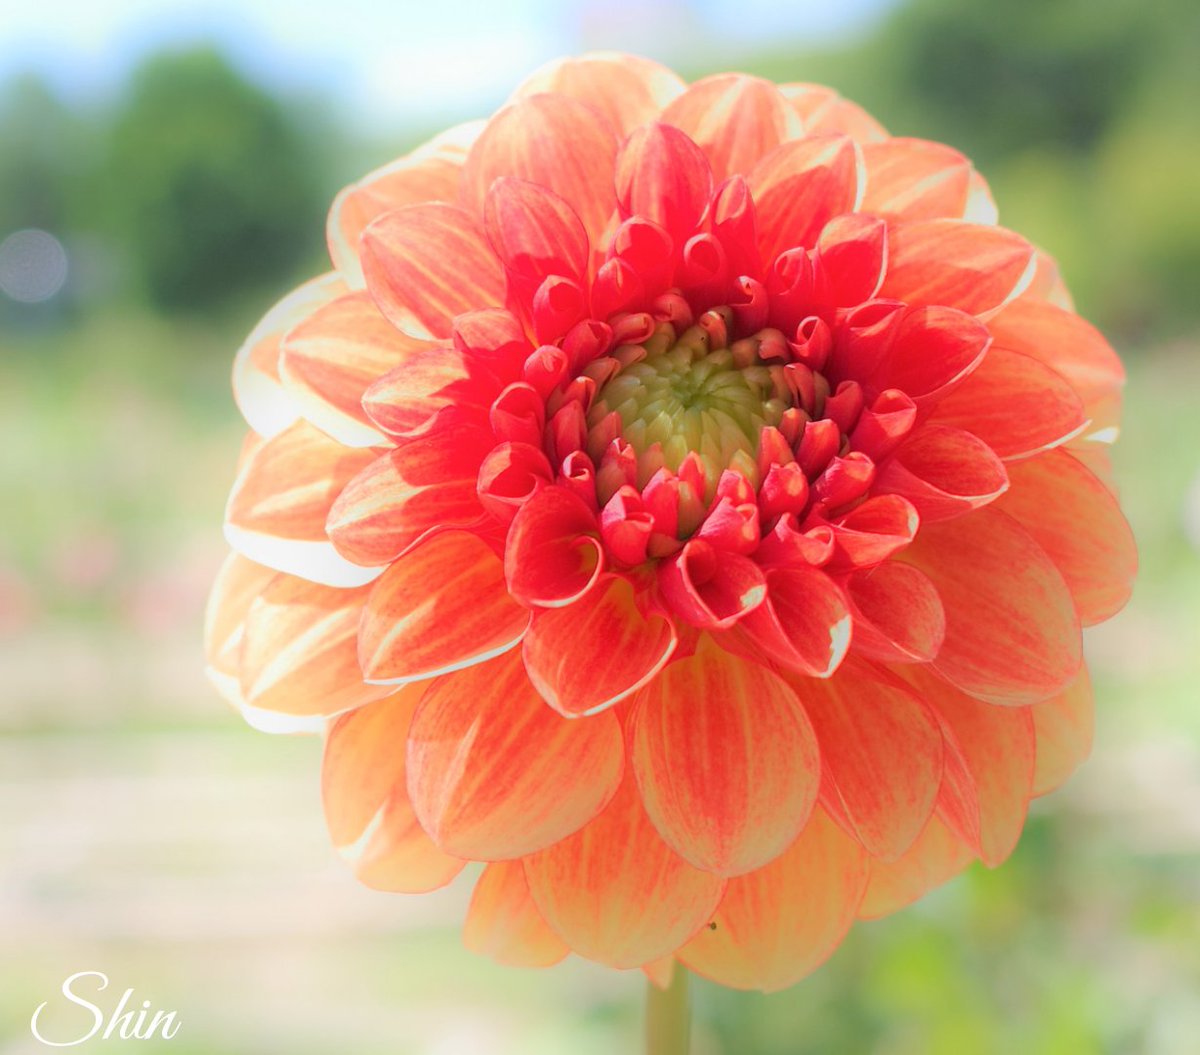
[588, 314, 794, 501]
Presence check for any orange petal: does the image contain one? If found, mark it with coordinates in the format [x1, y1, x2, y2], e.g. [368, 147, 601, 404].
[232, 273, 347, 437]
[511, 52, 685, 136]
[739, 565, 852, 677]
[661, 73, 801, 180]
[748, 135, 860, 260]
[407, 649, 623, 859]
[858, 816, 973, 919]
[462, 93, 619, 246]
[987, 299, 1124, 440]
[1031, 667, 1094, 797]
[930, 346, 1087, 459]
[909, 667, 1035, 866]
[522, 575, 676, 717]
[358, 530, 529, 683]
[788, 658, 942, 860]
[326, 430, 492, 568]
[678, 809, 869, 992]
[464, 861, 569, 967]
[224, 419, 379, 587]
[203, 551, 276, 680]
[901, 508, 1082, 705]
[779, 83, 888, 142]
[642, 956, 676, 990]
[327, 121, 478, 284]
[879, 220, 1035, 316]
[860, 138, 972, 223]
[847, 562, 946, 664]
[361, 202, 505, 339]
[631, 644, 820, 877]
[355, 782, 467, 893]
[279, 291, 433, 447]
[998, 449, 1136, 625]
[523, 774, 725, 968]
[239, 573, 384, 716]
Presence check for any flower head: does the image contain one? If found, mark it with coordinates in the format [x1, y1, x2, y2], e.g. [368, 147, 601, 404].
[206, 53, 1137, 991]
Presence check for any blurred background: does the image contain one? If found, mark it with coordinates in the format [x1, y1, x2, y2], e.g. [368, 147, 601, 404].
[2, 0, 1198, 1051]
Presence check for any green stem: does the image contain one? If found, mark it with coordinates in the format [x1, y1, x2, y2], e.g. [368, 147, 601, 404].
[644, 964, 691, 1055]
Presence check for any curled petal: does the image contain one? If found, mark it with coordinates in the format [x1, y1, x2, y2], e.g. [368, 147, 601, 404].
[679, 810, 870, 992]
[464, 862, 569, 967]
[358, 530, 529, 683]
[813, 213, 888, 308]
[901, 508, 1082, 705]
[657, 539, 766, 629]
[524, 774, 725, 969]
[361, 202, 505, 339]
[523, 575, 677, 717]
[407, 649, 624, 859]
[631, 644, 820, 876]
[505, 486, 604, 607]
[615, 122, 713, 247]
[739, 565, 852, 677]
[875, 424, 1009, 523]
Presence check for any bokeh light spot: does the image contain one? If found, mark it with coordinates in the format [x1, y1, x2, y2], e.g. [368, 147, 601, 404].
[0, 228, 69, 303]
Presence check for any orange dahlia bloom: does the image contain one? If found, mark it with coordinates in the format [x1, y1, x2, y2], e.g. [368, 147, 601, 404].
[206, 53, 1137, 991]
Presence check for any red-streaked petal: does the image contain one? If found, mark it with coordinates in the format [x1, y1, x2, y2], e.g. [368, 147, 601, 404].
[462, 93, 618, 245]
[875, 424, 1009, 523]
[484, 177, 590, 287]
[780, 83, 888, 142]
[657, 540, 766, 629]
[203, 552, 276, 680]
[678, 809, 869, 992]
[353, 781, 467, 893]
[358, 530, 529, 683]
[361, 202, 505, 339]
[523, 774, 725, 968]
[239, 573, 384, 716]
[787, 659, 942, 860]
[866, 304, 991, 406]
[858, 816, 973, 919]
[505, 486, 604, 607]
[631, 646, 820, 877]
[997, 449, 1137, 624]
[407, 650, 623, 859]
[279, 291, 432, 447]
[523, 575, 676, 717]
[326, 430, 492, 568]
[986, 299, 1125, 439]
[361, 345, 485, 438]
[930, 346, 1087, 459]
[615, 122, 713, 247]
[739, 565, 852, 677]
[879, 220, 1035, 315]
[232, 273, 347, 437]
[660, 73, 800, 180]
[814, 213, 887, 307]
[901, 508, 1082, 705]
[511, 52, 685, 136]
[1031, 667, 1094, 797]
[464, 861, 569, 967]
[847, 562, 945, 664]
[748, 135, 860, 261]
[224, 420, 379, 587]
[860, 138, 972, 222]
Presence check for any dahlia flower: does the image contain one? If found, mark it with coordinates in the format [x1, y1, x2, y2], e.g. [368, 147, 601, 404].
[206, 53, 1136, 996]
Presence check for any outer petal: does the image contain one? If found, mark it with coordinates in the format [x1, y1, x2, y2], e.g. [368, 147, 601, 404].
[326, 120, 478, 284]
[997, 449, 1137, 624]
[858, 816, 973, 919]
[879, 220, 1035, 316]
[224, 420, 380, 587]
[522, 575, 677, 717]
[326, 429, 492, 568]
[901, 508, 1082, 705]
[239, 573, 385, 716]
[846, 561, 946, 664]
[232, 273, 346, 438]
[321, 687, 466, 893]
[660, 73, 800, 180]
[631, 645, 821, 877]
[361, 202, 505, 339]
[678, 810, 870, 992]
[462, 93, 618, 246]
[511, 52, 685, 136]
[748, 135, 860, 261]
[1031, 667, 1094, 797]
[787, 659, 942, 860]
[464, 861, 569, 967]
[523, 774, 725, 969]
[860, 138, 972, 222]
[780, 83, 888, 142]
[358, 530, 529, 684]
[203, 552, 277, 682]
[279, 291, 432, 447]
[406, 650, 623, 859]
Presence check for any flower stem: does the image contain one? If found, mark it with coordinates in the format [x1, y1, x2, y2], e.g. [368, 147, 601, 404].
[644, 964, 691, 1055]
